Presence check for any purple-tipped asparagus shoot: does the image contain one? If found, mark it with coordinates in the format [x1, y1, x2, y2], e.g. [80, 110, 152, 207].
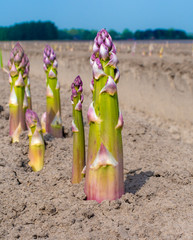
[25, 109, 45, 172]
[71, 75, 85, 183]
[8, 43, 29, 142]
[23, 55, 32, 109]
[85, 29, 124, 203]
[43, 45, 62, 137]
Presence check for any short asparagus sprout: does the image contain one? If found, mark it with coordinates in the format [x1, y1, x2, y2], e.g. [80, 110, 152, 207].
[71, 76, 85, 183]
[25, 109, 45, 172]
[43, 45, 62, 137]
[159, 46, 164, 58]
[8, 43, 29, 142]
[85, 29, 124, 203]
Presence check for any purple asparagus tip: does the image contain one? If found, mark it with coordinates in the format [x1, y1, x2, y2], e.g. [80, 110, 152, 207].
[8, 42, 30, 78]
[43, 45, 57, 70]
[71, 76, 84, 104]
[9, 43, 24, 68]
[8, 42, 31, 81]
[25, 109, 41, 128]
[12, 43, 24, 56]
[92, 29, 113, 57]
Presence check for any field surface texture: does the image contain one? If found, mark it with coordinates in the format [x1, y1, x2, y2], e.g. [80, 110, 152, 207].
[0, 41, 193, 240]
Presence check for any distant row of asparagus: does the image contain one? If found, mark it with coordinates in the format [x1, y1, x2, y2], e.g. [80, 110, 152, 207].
[6, 29, 124, 203]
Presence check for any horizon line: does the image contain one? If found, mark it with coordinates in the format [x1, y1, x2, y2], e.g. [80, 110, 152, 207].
[0, 20, 192, 34]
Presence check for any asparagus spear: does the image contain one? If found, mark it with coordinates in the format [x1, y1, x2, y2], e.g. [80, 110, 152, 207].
[0, 49, 3, 69]
[85, 29, 124, 202]
[43, 45, 62, 137]
[25, 109, 45, 172]
[8, 43, 29, 142]
[23, 55, 32, 109]
[71, 75, 85, 183]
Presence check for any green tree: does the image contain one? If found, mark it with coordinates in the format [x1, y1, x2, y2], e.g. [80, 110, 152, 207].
[121, 28, 133, 39]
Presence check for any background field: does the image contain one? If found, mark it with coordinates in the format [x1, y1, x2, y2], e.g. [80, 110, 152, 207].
[0, 41, 193, 239]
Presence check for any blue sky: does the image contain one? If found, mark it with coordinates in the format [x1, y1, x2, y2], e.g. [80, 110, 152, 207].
[1, 0, 193, 32]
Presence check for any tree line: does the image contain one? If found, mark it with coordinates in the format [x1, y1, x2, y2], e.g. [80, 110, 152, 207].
[0, 21, 191, 41]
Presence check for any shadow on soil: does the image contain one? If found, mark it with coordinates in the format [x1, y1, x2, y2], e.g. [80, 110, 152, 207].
[124, 170, 154, 194]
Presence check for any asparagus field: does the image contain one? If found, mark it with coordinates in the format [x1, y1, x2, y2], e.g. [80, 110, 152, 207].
[0, 40, 193, 239]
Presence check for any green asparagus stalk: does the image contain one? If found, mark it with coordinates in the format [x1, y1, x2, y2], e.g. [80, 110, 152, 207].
[71, 75, 85, 184]
[43, 45, 62, 137]
[8, 43, 29, 142]
[25, 109, 45, 172]
[85, 29, 124, 202]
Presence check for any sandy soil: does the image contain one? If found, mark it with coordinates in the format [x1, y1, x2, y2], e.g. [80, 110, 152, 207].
[0, 41, 193, 240]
